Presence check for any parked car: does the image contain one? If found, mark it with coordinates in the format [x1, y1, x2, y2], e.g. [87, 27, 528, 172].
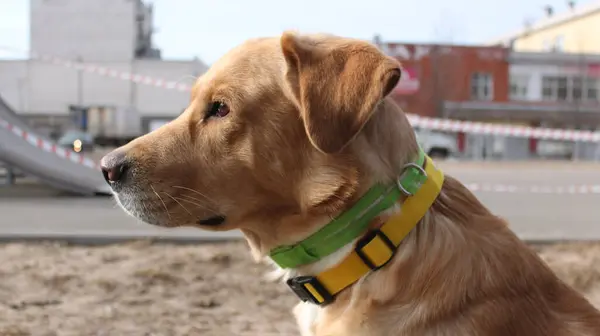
[414, 127, 458, 159]
[57, 130, 95, 153]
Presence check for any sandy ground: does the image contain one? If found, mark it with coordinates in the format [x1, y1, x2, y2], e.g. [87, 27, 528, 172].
[1, 241, 600, 336]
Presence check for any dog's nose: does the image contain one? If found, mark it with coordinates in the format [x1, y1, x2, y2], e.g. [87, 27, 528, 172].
[100, 150, 129, 184]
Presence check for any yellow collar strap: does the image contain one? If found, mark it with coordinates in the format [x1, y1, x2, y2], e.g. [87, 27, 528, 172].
[286, 155, 445, 306]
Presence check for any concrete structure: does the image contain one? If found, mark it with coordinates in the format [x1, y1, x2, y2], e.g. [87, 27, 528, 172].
[0, 93, 111, 196]
[30, 0, 159, 61]
[0, 0, 208, 135]
[488, 1, 600, 54]
[0, 59, 206, 134]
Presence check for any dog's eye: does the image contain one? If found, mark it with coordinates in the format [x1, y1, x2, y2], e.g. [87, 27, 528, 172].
[206, 102, 229, 118]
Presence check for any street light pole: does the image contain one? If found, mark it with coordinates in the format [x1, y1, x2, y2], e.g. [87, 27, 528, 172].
[76, 55, 83, 106]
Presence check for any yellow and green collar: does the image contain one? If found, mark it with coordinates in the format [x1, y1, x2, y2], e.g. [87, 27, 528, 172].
[269, 148, 445, 306]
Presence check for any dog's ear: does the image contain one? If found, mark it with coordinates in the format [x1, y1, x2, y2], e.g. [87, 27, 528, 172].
[280, 32, 402, 154]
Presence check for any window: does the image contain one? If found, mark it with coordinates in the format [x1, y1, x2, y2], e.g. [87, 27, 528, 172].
[556, 77, 568, 100]
[509, 75, 529, 100]
[572, 77, 583, 100]
[586, 77, 599, 101]
[542, 76, 568, 101]
[542, 77, 554, 99]
[554, 35, 565, 52]
[470, 72, 494, 101]
[541, 75, 600, 102]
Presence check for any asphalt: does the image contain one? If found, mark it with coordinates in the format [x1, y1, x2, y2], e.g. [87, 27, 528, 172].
[1, 161, 599, 243]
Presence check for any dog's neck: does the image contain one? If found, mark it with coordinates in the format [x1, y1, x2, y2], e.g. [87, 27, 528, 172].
[262, 100, 424, 278]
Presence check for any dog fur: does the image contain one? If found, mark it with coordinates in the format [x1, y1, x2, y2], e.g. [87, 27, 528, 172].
[102, 32, 600, 335]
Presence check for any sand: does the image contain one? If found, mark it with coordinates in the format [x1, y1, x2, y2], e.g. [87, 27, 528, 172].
[1, 240, 600, 336]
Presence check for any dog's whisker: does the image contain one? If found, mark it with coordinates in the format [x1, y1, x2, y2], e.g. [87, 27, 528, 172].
[177, 194, 218, 212]
[174, 196, 216, 213]
[151, 185, 171, 220]
[162, 192, 193, 215]
[172, 185, 214, 202]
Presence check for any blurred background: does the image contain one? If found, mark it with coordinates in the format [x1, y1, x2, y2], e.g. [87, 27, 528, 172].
[1, 0, 600, 335]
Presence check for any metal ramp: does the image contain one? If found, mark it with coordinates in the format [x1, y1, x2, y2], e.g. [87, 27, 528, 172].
[0, 95, 110, 196]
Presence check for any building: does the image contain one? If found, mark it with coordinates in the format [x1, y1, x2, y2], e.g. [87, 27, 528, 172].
[462, 51, 600, 128]
[373, 40, 510, 120]
[376, 38, 600, 128]
[30, 0, 160, 62]
[488, 0, 600, 54]
[375, 37, 600, 159]
[0, 0, 208, 135]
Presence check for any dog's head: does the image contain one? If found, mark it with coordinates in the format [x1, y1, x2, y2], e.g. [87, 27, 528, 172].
[101, 32, 415, 254]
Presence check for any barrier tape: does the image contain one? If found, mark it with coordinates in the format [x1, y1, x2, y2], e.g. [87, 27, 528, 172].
[465, 183, 600, 194]
[2, 116, 599, 194]
[407, 115, 600, 143]
[2, 47, 600, 175]
[3, 45, 600, 143]
[38, 54, 194, 92]
[0, 118, 100, 170]
[15, 49, 599, 143]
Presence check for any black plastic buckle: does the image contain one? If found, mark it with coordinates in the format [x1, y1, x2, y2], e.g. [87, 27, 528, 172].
[354, 229, 396, 270]
[286, 276, 334, 306]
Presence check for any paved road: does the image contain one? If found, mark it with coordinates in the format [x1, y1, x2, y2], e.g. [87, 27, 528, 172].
[441, 162, 600, 241]
[1, 161, 599, 242]
[0, 183, 239, 243]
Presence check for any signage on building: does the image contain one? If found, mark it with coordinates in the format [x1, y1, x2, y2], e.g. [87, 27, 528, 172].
[381, 44, 432, 60]
[559, 63, 600, 77]
[380, 43, 507, 62]
[393, 66, 420, 95]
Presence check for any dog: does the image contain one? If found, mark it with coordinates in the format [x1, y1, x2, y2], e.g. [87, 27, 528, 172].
[101, 32, 600, 335]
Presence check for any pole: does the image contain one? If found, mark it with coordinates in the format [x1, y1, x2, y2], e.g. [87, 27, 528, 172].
[77, 55, 83, 105]
[129, 59, 137, 108]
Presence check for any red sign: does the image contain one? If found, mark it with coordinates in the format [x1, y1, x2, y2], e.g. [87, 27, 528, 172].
[559, 63, 600, 77]
[394, 66, 420, 95]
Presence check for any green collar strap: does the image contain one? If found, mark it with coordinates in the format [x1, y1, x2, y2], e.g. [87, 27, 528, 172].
[269, 148, 428, 269]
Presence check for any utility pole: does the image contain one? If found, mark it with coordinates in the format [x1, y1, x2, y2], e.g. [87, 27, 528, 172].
[129, 59, 137, 109]
[76, 55, 83, 106]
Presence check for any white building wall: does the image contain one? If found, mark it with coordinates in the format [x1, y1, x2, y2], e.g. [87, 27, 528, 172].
[509, 64, 550, 101]
[30, 0, 137, 62]
[509, 63, 594, 101]
[0, 61, 29, 112]
[78, 63, 133, 108]
[0, 59, 207, 118]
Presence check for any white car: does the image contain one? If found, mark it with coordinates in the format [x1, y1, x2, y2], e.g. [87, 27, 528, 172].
[414, 127, 458, 159]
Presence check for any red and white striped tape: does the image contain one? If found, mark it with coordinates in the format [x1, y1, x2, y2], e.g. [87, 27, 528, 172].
[0, 118, 99, 170]
[35, 54, 193, 92]
[2, 47, 600, 173]
[2, 110, 600, 194]
[3, 45, 600, 143]
[23, 50, 600, 143]
[408, 115, 600, 143]
[464, 183, 600, 194]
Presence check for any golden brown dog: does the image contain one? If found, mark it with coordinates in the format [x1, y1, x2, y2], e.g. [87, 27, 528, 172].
[101, 32, 600, 335]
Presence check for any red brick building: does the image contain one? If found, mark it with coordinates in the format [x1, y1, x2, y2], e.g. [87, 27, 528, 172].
[373, 39, 600, 159]
[375, 41, 510, 119]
